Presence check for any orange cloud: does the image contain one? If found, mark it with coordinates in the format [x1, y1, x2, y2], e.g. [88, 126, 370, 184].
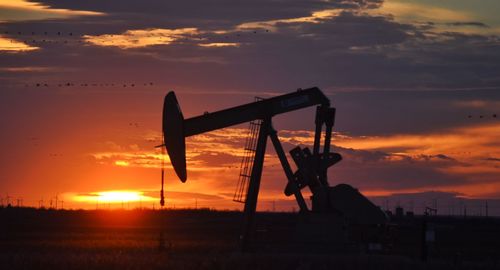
[0, 0, 103, 22]
[334, 123, 500, 159]
[370, 1, 500, 35]
[237, 9, 343, 31]
[83, 122, 499, 210]
[84, 28, 200, 49]
[375, 1, 471, 22]
[198, 42, 240, 48]
[0, 36, 38, 52]
[0, 66, 57, 72]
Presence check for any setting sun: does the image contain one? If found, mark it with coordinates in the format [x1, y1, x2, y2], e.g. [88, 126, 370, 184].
[72, 190, 155, 204]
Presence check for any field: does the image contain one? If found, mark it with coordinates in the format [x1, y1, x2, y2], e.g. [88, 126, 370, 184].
[1, 207, 500, 269]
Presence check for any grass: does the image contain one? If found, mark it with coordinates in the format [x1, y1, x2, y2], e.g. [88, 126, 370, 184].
[1, 208, 499, 269]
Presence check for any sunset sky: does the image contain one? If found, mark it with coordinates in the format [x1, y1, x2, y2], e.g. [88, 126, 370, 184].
[0, 0, 499, 214]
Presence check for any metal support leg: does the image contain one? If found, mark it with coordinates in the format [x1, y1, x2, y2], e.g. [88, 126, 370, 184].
[240, 119, 270, 252]
[313, 106, 323, 156]
[319, 123, 332, 185]
[269, 125, 308, 213]
[319, 108, 335, 186]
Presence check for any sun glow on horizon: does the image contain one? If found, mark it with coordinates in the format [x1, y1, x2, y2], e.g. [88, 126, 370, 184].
[72, 190, 156, 204]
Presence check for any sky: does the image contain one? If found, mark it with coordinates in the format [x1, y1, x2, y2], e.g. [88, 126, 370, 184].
[0, 0, 499, 214]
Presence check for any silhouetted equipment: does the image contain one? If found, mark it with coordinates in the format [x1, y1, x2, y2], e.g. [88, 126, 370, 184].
[18, 198, 23, 207]
[160, 145, 166, 207]
[5, 195, 11, 207]
[234, 119, 262, 203]
[396, 206, 404, 218]
[425, 206, 437, 216]
[161, 87, 387, 251]
[234, 97, 264, 203]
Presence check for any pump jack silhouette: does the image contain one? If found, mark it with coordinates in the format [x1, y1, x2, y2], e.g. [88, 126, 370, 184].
[161, 87, 386, 251]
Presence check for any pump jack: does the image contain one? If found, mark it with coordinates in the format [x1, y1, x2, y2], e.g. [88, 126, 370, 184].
[162, 87, 386, 251]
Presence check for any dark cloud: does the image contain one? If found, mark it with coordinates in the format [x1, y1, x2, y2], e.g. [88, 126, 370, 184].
[333, 146, 390, 162]
[330, 89, 500, 136]
[2, 0, 499, 98]
[31, 0, 382, 21]
[446, 22, 489, 28]
[431, 154, 455, 161]
[327, 146, 466, 190]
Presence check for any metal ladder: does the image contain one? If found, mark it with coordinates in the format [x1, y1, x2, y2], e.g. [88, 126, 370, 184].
[233, 98, 263, 203]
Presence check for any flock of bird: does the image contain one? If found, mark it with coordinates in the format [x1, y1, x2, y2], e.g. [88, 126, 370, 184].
[2, 31, 82, 45]
[467, 114, 497, 119]
[22, 82, 155, 88]
[3, 31, 75, 36]
[2, 29, 272, 46]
